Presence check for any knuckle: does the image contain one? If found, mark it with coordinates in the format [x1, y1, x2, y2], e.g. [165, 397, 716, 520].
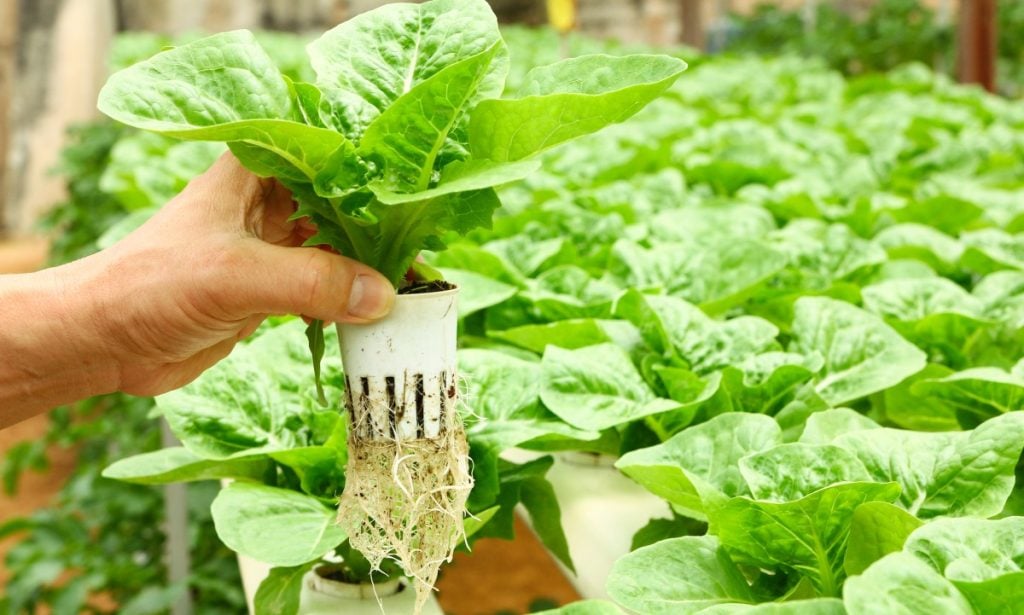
[300, 250, 341, 312]
[209, 242, 248, 273]
[196, 243, 249, 315]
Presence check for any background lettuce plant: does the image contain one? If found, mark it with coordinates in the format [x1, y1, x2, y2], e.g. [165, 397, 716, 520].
[722, 0, 1024, 98]
[444, 32, 1024, 615]
[603, 410, 1024, 612]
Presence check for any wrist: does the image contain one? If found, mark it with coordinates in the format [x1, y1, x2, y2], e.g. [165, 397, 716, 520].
[0, 256, 121, 424]
[50, 254, 124, 392]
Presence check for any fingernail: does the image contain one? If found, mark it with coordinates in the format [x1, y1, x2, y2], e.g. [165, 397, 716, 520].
[347, 274, 395, 320]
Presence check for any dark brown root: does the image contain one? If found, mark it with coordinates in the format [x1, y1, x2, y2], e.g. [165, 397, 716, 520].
[398, 279, 457, 295]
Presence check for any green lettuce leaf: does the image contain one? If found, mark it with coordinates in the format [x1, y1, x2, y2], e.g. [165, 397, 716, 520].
[614, 290, 780, 374]
[711, 482, 901, 596]
[862, 278, 993, 362]
[606, 536, 756, 614]
[610, 240, 787, 313]
[98, 31, 292, 133]
[469, 54, 686, 161]
[211, 482, 346, 567]
[616, 413, 782, 520]
[156, 321, 343, 459]
[911, 367, 1024, 423]
[307, 0, 506, 120]
[540, 343, 680, 431]
[459, 348, 596, 450]
[738, 443, 872, 502]
[961, 229, 1024, 274]
[253, 562, 315, 615]
[790, 297, 927, 405]
[843, 501, 922, 576]
[844, 552, 973, 614]
[102, 447, 270, 485]
[832, 412, 1024, 518]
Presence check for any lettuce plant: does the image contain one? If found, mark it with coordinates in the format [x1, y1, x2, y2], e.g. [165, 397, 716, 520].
[97, 0, 685, 405]
[96, 0, 685, 288]
[603, 409, 1024, 613]
[96, 3, 686, 610]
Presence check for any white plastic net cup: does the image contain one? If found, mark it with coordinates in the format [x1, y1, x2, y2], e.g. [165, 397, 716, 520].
[336, 287, 459, 442]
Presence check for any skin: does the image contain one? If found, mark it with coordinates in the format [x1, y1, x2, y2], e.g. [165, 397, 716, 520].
[0, 153, 395, 429]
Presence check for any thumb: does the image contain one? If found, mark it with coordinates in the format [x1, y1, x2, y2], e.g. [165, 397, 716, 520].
[219, 241, 395, 323]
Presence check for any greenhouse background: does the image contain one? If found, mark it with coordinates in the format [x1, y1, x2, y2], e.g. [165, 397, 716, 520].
[0, 0, 1022, 614]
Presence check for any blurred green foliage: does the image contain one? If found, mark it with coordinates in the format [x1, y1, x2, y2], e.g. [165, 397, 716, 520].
[725, 0, 1024, 97]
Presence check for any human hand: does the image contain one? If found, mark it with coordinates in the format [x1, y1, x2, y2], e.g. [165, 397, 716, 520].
[59, 153, 395, 397]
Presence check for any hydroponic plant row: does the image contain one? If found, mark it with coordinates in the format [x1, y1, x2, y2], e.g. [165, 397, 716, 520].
[6, 8, 1024, 615]
[95, 0, 690, 611]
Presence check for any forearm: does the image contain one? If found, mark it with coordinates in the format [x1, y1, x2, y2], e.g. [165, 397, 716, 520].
[0, 258, 119, 428]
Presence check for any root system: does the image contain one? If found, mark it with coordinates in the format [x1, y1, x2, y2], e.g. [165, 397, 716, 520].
[338, 396, 472, 614]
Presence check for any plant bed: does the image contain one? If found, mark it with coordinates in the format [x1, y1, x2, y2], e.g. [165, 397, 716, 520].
[544, 452, 670, 599]
[96, 0, 684, 611]
[436, 514, 582, 614]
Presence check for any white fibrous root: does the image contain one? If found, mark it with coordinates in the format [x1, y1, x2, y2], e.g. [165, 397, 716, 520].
[338, 371, 472, 614]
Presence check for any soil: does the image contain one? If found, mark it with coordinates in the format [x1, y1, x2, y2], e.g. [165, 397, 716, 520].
[436, 515, 582, 615]
[315, 565, 347, 583]
[398, 279, 457, 295]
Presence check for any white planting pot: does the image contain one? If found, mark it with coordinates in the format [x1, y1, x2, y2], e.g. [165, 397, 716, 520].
[237, 552, 273, 614]
[337, 288, 459, 443]
[236, 552, 442, 615]
[523, 451, 671, 600]
[301, 568, 444, 615]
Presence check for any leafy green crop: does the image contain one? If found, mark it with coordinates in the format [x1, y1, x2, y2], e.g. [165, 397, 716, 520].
[97, 0, 685, 287]
[427, 30, 1024, 615]
[724, 1, 951, 77]
[97, 0, 686, 401]
[37, 122, 128, 265]
[725, 0, 1024, 98]
[69, 13, 1024, 615]
[607, 411, 1024, 610]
